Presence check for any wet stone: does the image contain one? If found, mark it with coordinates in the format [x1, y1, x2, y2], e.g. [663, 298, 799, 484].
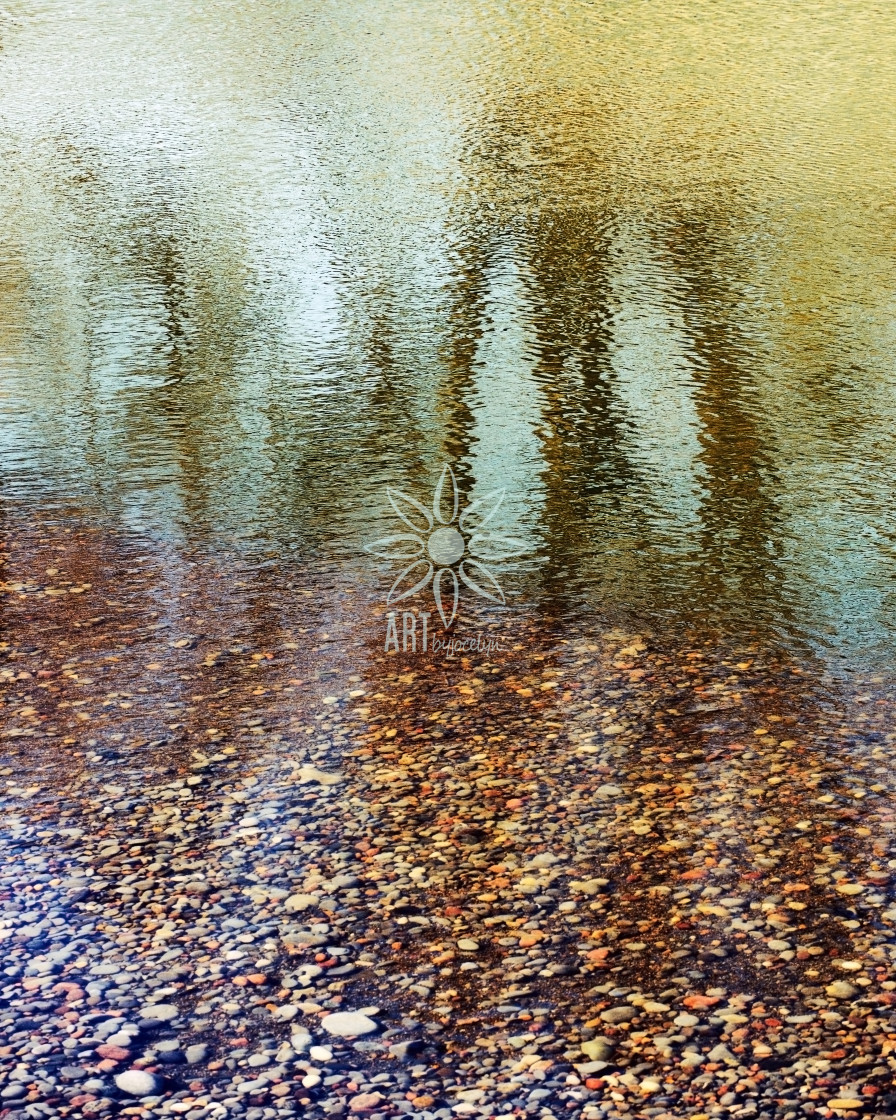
[601, 1006, 639, 1024]
[138, 1003, 179, 1023]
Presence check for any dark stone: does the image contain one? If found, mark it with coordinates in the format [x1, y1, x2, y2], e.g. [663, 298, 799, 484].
[157, 1050, 185, 1064]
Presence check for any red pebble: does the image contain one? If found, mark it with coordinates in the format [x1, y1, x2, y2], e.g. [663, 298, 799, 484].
[684, 995, 721, 1009]
[96, 1044, 130, 1060]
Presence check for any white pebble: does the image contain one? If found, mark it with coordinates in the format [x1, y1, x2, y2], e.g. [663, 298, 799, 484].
[320, 1011, 378, 1037]
[114, 1070, 159, 1097]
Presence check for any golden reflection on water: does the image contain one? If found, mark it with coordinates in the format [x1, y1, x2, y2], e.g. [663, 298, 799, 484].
[2, 1, 896, 663]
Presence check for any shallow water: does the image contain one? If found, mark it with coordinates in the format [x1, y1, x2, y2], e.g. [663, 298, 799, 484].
[6, 9, 896, 1113]
[3, 0, 896, 668]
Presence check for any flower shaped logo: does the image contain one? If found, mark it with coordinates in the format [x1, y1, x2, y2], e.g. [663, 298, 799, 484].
[366, 465, 527, 629]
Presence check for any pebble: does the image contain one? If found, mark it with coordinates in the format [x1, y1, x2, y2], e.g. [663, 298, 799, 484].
[284, 893, 319, 912]
[139, 1003, 179, 1022]
[349, 1092, 383, 1112]
[320, 1012, 378, 1037]
[114, 1069, 160, 1096]
[237, 1076, 269, 1095]
[580, 1039, 614, 1061]
[826, 981, 859, 999]
[96, 1043, 130, 1060]
[3, 540, 896, 1120]
[106, 1031, 137, 1047]
[600, 1006, 637, 1024]
[295, 765, 343, 786]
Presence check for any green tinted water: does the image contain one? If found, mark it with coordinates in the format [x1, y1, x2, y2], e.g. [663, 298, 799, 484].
[3, 0, 896, 667]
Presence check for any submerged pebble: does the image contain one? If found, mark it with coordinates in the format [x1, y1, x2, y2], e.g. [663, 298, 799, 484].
[2, 527, 896, 1120]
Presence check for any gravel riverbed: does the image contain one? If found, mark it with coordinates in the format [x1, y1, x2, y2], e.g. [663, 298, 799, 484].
[2, 522, 896, 1120]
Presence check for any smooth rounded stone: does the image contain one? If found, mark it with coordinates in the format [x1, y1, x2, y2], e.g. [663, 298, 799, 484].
[93, 1018, 123, 1039]
[284, 894, 319, 913]
[271, 1004, 300, 1022]
[185, 1044, 209, 1064]
[295, 765, 343, 786]
[457, 939, 479, 952]
[115, 1069, 160, 1097]
[507, 1035, 534, 1050]
[389, 1039, 424, 1061]
[574, 1060, 608, 1076]
[320, 1011, 378, 1037]
[826, 980, 859, 999]
[329, 873, 359, 890]
[105, 1031, 137, 1048]
[309, 1045, 334, 1061]
[295, 963, 323, 984]
[138, 1003, 179, 1023]
[349, 1092, 383, 1112]
[600, 1006, 638, 1024]
[580, 1039, 614, 1061]
[0, 1085, 26, 1100]
[237, 1077, 269, 1095]
[707, 1043, 737, 1065]
[96, 1043, 131, 1060]
[290, 1031, 312, 1052]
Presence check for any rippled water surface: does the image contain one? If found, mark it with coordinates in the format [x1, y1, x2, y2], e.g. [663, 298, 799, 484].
[4, 0, 896, 667]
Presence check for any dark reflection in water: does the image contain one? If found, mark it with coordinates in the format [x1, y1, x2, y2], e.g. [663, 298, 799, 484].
[3, 0, 896, 670]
